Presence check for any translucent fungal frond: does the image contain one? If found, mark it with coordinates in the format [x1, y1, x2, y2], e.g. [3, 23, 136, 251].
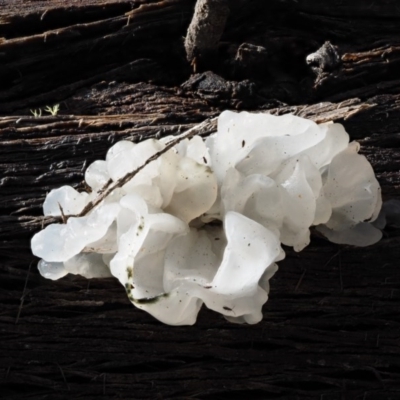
[31, 111, 383, 325]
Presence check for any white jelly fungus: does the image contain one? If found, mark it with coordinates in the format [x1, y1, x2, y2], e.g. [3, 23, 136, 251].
[31, 111, 383, 325]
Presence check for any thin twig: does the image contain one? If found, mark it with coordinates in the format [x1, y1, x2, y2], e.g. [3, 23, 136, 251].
[322, 249, 342, 268]
[35, 117, 217, 229]
[56, 362, 70, 391]
[58, 202, 67, 223]
[69, 117, 217, 220]
[294, 269, 307, 292]
[15, 261, 33, 324]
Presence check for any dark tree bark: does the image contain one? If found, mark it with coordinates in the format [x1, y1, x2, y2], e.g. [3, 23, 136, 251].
[1, 1, 400, 399]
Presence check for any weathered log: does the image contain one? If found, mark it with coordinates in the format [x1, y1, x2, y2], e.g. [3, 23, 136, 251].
[1, 1, 400, 399]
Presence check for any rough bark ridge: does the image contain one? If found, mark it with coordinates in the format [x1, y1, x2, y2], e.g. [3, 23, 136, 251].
[1, 1, 400, 399]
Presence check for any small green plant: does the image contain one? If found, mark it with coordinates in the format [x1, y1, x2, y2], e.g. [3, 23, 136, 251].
[30, 109, 42, 118]
[30, 104, 60, 117]
[44, 104, 60, 116]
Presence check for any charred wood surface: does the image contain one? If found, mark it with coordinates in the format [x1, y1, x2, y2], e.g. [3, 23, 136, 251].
[1, 1, 400, 399]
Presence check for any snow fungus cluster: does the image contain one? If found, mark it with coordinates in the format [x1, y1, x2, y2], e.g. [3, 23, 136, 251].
[31, 111, 382, 325]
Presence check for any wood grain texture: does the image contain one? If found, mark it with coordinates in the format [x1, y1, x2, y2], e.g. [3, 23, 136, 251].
[1, 1, 400, 399]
